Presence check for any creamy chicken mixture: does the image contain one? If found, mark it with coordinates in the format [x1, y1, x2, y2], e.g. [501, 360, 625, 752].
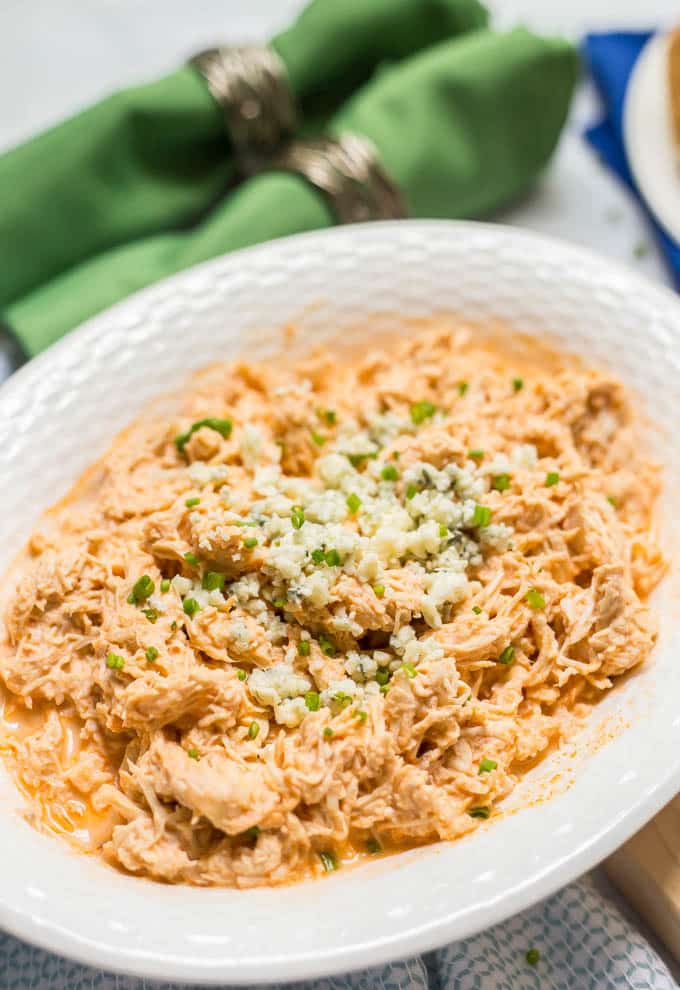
[0, 327, 665, 887]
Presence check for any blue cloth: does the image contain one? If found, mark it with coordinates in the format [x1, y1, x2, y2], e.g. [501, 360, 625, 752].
[583, 31, 680, 290]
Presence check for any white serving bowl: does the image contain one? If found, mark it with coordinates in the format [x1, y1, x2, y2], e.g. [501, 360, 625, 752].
[1, 221, 679, 985]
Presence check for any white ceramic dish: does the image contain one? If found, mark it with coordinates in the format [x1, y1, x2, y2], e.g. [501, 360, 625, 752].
[1, 221, 680, 985]
[624, 31, 680, 243]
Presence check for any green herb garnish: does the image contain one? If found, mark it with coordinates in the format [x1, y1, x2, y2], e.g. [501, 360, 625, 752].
[185, 497, 201, 508]
[401, 661, 417, 679]
[106, 652, 125, 670]
[243, 536, 258, 549]
[323, 727, 334, 739]
[372, 584, 385, 598]
[291, 505, 305, 530]
[498, 645, 515, 665]
[187, 747, 199, 760]
[128, 574, 154, 604]
[468, 449, 484, 461]
[183, 597, 200, 617]
[410, 401, 437, 425]
[237, 668, 247, 681]
[545, 472, 560, 487]
[319, 635, 336, 657]
[248, 721, 260, 740]
[183, 551, 199, 566]
[472, 504, 491, 527]
[298, 640, 311, 657]
[305, 691, 320, 712]
[175, 417, 232, 453]
[346, 492, 361, 513]
[145, 646, 159, 663]
[525, 588, 545, 609]
[469, 806, 491, 819]
[491, 474, 511, 492]
[319, 850, 338, 872]
[512, 377, 524, 392]
[160, 578, 170, 593]
[202, 571, 225, 591]
[479, 758, 497, 774]
[381, 464, 399, 482]
[310, 431, 326, 447]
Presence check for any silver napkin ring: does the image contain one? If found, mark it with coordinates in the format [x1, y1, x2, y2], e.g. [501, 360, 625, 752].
[270, 134, 408, 223]
[189, 45, 298, 169]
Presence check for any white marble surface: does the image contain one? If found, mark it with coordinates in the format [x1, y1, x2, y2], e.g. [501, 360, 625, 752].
[0, 0, 679, 983]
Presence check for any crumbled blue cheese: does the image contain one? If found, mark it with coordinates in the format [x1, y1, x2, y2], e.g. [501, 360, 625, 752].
[248, 663, 311, 707]
[345, 651, 378, 682]
[274, 697, 308, 727]
[187, 462, 230, 487]
[239, 423, 265, 468]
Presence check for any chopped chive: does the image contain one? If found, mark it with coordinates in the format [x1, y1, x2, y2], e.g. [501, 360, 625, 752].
[248, 721, 260, 740]
[183, 551, 199, 566]
[525, 588, 545, 609]
[323, 727, 334, 739]
[512, 377, 524, 392]
[129, 574, 154, 604]
[319, 634, 336, 657]
[273, 596, 287, 609]
[298, 640, 311, 657]
[305, 691, 320, 712]
[375, 669, 390, 686]
[243, 536, 258, 549]
[202, 571, 225, 591]
[187, 747, 199, 760]
[310, 430, 326, 447]
[171, 620, 178, 632]
[392, 450, 400, 461]
[526, 948, 540, 966]
[607, 494, 618, 507]
[354, 709, 368, 722]
[291, 505, 305, 530]
[347, 451, 377, 468]
[401, 661, 417, 679]
[379, 683, 390, 695]
[185, 497, 201, 508]
[237, 668, 247, 681]
[346, 492, 361, 513]
[145, 646, 159, 664]
[469, 806, 491, 819]
[160, 578, 170, 593]
[311, 548, 325, 564]
[472, 504, 491, 527]
[322, 409, 336, 425]
[324, 548, 341, 567]
[367, 837, 381, 855]
[245, 825, 260, 840]
[479, 758, 497, 774]
[545, 472, 560, 487]
[381, 464, 399, 482]
[183, 597, 200, 617]
[439, 524, 449, 538]
[106, 652, 125, 670]
[491, 473, 511, 492]
[405, 483, 418, 500]
[175, 417, 232, 453]
[498, 645, 515, 665]
[468, 449, 484, 461]
[141, 607, 158, 623]
[319, 850, 338, 872]
[333, 691, 352, 710]
[372, 584, 385, 598]
[458, 381, 469, 396]
[472, 605, 482, 615]
[410, 400, 437, 425]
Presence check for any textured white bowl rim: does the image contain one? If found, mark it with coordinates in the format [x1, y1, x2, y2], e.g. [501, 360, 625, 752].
[1, 220, 680, 985]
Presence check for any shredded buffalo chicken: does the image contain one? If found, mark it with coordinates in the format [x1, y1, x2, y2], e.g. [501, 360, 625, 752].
[0, 327, 665, 887]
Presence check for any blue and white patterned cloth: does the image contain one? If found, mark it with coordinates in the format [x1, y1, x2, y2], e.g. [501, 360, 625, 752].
[1, 874, 676, 989]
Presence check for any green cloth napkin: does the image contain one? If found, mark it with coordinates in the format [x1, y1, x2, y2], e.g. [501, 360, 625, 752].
[0, 0, 487, 315]
[8, 28, 578, 356]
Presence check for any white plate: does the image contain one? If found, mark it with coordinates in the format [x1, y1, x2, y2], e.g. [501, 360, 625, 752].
[624, 31, 680, 243]
[1, 221, 680, 985]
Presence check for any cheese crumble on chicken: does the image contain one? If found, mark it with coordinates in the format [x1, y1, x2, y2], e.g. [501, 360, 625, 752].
[0, 327, 666, 887]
